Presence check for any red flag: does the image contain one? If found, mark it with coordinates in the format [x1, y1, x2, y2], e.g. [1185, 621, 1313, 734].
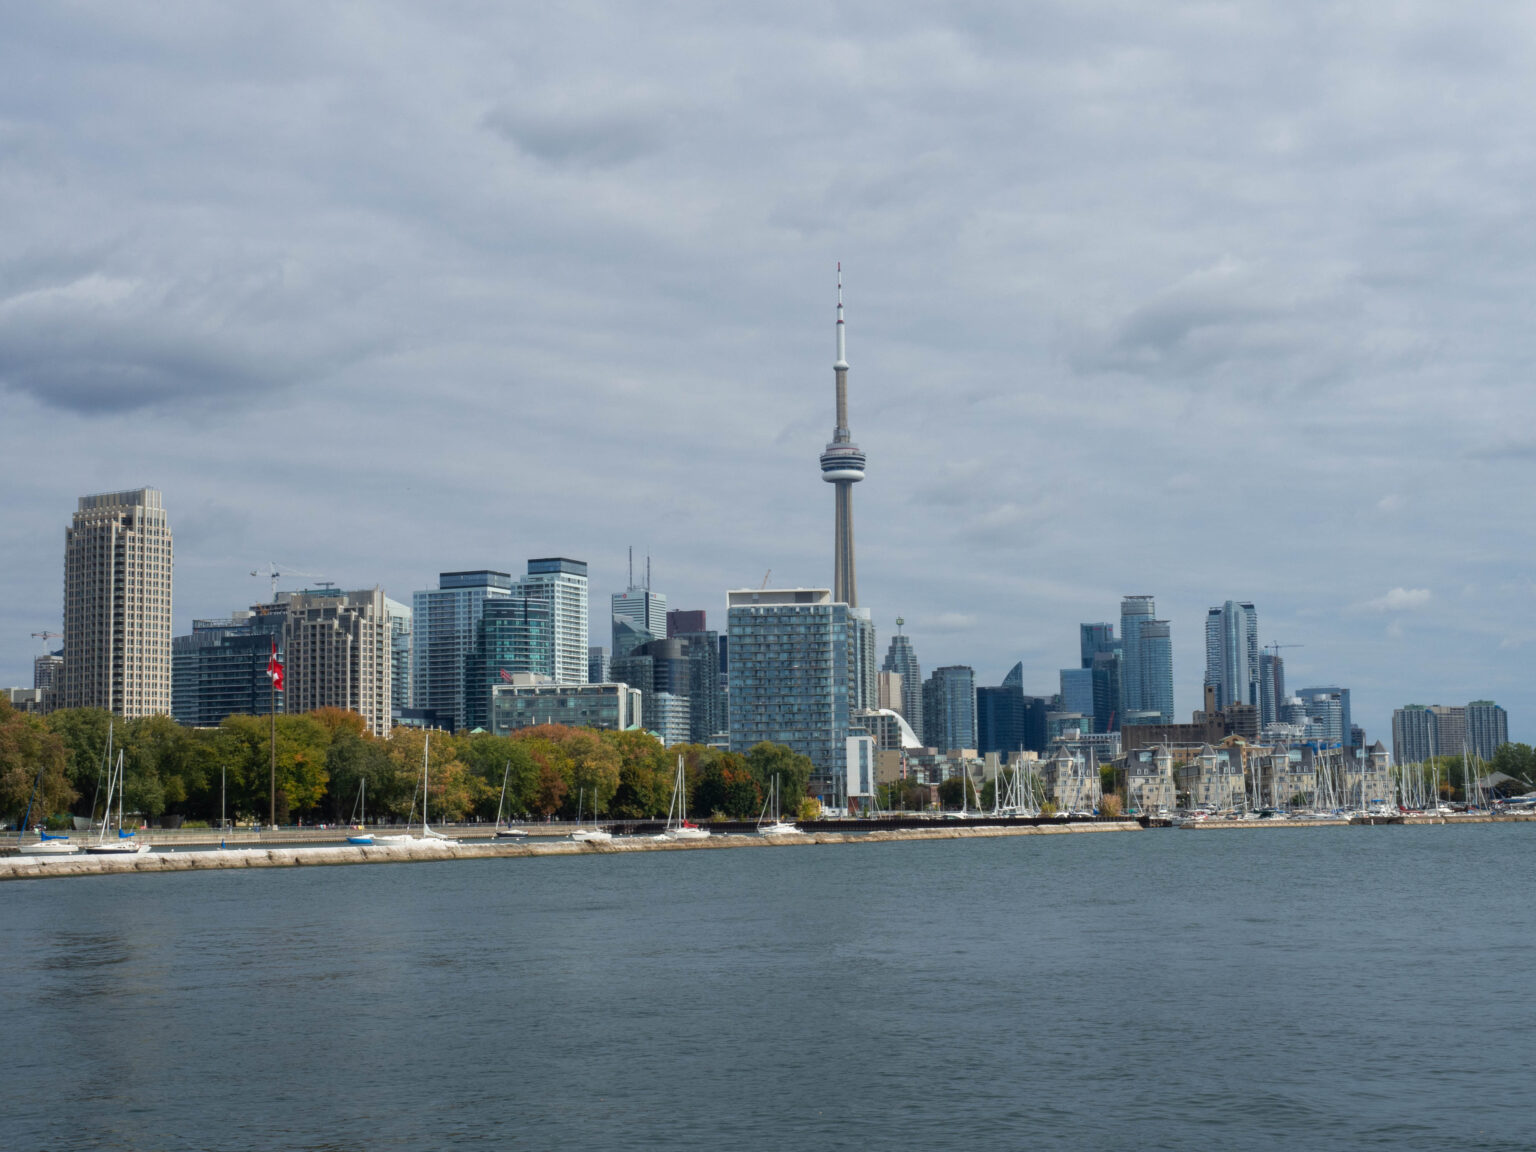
[268, 639, 285, 691]
[499, 668, 514, 683]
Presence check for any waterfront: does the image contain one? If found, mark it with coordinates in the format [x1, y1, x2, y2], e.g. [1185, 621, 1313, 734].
[2, 823, 1530, 1150]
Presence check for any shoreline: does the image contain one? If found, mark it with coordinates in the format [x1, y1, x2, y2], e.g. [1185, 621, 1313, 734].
[0, 820, 1141, 881]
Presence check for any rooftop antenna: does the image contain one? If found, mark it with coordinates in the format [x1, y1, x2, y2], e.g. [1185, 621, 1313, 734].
[646, 555, 651, 592]
[628, 546, 634, 589]
[895, 616, 905, 634]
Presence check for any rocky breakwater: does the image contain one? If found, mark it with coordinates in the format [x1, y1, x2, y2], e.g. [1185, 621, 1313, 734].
[0, 820, 1143, 882]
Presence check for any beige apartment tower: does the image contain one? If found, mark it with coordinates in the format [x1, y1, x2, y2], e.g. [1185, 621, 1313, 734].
[63, 488, 173, 717]
[281, 587, 392, 737]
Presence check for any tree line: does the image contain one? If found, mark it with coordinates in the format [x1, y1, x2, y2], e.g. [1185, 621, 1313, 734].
[0, 700, 816, 828]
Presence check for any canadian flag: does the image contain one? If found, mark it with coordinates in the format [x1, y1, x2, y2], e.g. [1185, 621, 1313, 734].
[268, 639, 285, 691]
[499, 668, 514, 683]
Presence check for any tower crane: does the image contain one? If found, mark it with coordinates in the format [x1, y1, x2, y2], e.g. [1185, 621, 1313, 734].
[250, 563, 328, 600]
[31, 631, 62, 650]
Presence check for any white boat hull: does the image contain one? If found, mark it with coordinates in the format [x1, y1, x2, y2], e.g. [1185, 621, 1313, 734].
[19, 840, 79, 856]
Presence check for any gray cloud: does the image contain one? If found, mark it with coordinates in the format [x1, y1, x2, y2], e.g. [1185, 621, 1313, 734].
[4, 1, 1536, 742]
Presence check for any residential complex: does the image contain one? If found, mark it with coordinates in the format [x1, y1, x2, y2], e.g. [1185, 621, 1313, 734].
[62, 487, 173, 717]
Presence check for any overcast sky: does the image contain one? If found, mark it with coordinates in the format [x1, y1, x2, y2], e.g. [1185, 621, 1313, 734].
[4, 2, 1535, 744]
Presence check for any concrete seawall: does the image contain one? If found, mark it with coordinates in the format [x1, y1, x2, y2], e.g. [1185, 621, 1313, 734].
[0, 821, 1143, 882]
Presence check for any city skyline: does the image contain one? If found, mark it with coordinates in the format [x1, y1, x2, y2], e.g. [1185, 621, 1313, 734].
[4, 5, 1536, 745]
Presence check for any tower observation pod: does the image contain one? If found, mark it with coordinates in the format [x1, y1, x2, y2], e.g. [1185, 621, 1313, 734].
[820, 263, 865, 607]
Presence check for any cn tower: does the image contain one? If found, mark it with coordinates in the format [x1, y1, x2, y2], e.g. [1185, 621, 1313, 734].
[820, 263, 866, 606]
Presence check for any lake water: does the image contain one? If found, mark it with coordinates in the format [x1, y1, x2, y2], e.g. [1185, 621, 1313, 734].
[3, 825, 1531, 1150]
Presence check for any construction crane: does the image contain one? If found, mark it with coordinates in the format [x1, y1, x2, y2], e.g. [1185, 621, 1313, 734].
[31, 631, 62, 651]
[1264, 643, 1304, 657]
[760, 569, 771, 590]
[251, 562, 328, 600]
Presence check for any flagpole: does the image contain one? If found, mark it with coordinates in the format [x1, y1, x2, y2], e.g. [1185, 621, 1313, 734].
[270, 657, 276, 829]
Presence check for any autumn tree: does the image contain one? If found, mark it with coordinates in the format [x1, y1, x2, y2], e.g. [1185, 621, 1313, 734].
[0, 699, 76, 827]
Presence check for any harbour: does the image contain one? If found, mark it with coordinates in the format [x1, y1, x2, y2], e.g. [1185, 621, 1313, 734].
[4, 822, 1532, 1150]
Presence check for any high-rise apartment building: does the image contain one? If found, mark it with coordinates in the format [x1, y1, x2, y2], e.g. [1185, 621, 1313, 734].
[412, 571, 512, 733]
[385, 597, 412, 725]
[172, 612, 285, 726]
[728, 588, 852, 792]
[612, 636, 692, 747]
[518, 558, 588, 685]
[1297, 686, 1352, 748]
[587, 646, 611, 685]
[467, 592, 556, 730]
[923, 666, 976, 751]
[676, 630, 725, 745]
[848, 609, 877, 712]
[1119, 596, 1154, 720]
[1204, 601, 1259, 712]
[1465, 701, 1509, 760]
[281, 587, 392, 736]
[63, 488, 173, 717]
[1137, 619, 1175, 724]
[32, 651, 63, 714]
[1300, 690, 1344, 745]
[976, 683, 1026, 756]
[1258, 653, 1285, 728]
[881, 625, 923, 743]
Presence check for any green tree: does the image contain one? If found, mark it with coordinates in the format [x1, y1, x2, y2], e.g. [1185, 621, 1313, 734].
[0, 699, 76, 828]
[1490, 743, 1536, 790]
[744, 743, 813, 814]
[937, 776, 966, 810]
[693, 750, 761, 818]
[607, 730, 671, 817]
[44, 707, 115, 815]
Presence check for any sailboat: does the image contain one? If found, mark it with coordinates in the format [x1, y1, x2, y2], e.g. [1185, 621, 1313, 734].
[16, 754, 78, 856]
[756, 774, 802, 836]
[85, 750, 151, 855]
[570, 787, 613, 843]
[377, 731, 457, 846]
[346, 778, 373, 845]
[655, 755, 709, 841]
[492, 760, 529, 839]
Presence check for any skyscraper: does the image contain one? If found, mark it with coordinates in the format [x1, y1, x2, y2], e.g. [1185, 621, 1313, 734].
[1258, 652, 1285, 728]
[412, 570, 512, 732]
[518, 558, 589, 685]
[1298, 686, 1352, 748]
[1079, 623, 1114, 669]
[1120, 595, 1173, 724]
[1119, 596, 1154, 719]
[728, 588, 853, 794]
[385, 597, 412, 725]
[468, 591, 556, 730]
[1465, 701, 1509, 760]
[281, 587, 392, 736]
[611, 554, 667, 658]
[923, 666, 977, 752]
[63, 488, 173, 717]
[881, 622, 923, 743]
[171, 612, 285, 726]
[820, 265, 866, 606]
[1204, 600, 1259, 712]
[1138, 620, 1175, 724]
[976, 682, 1026, 756]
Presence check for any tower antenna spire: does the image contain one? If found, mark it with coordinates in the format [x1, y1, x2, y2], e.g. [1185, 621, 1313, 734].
[820, 262, 865, 606]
